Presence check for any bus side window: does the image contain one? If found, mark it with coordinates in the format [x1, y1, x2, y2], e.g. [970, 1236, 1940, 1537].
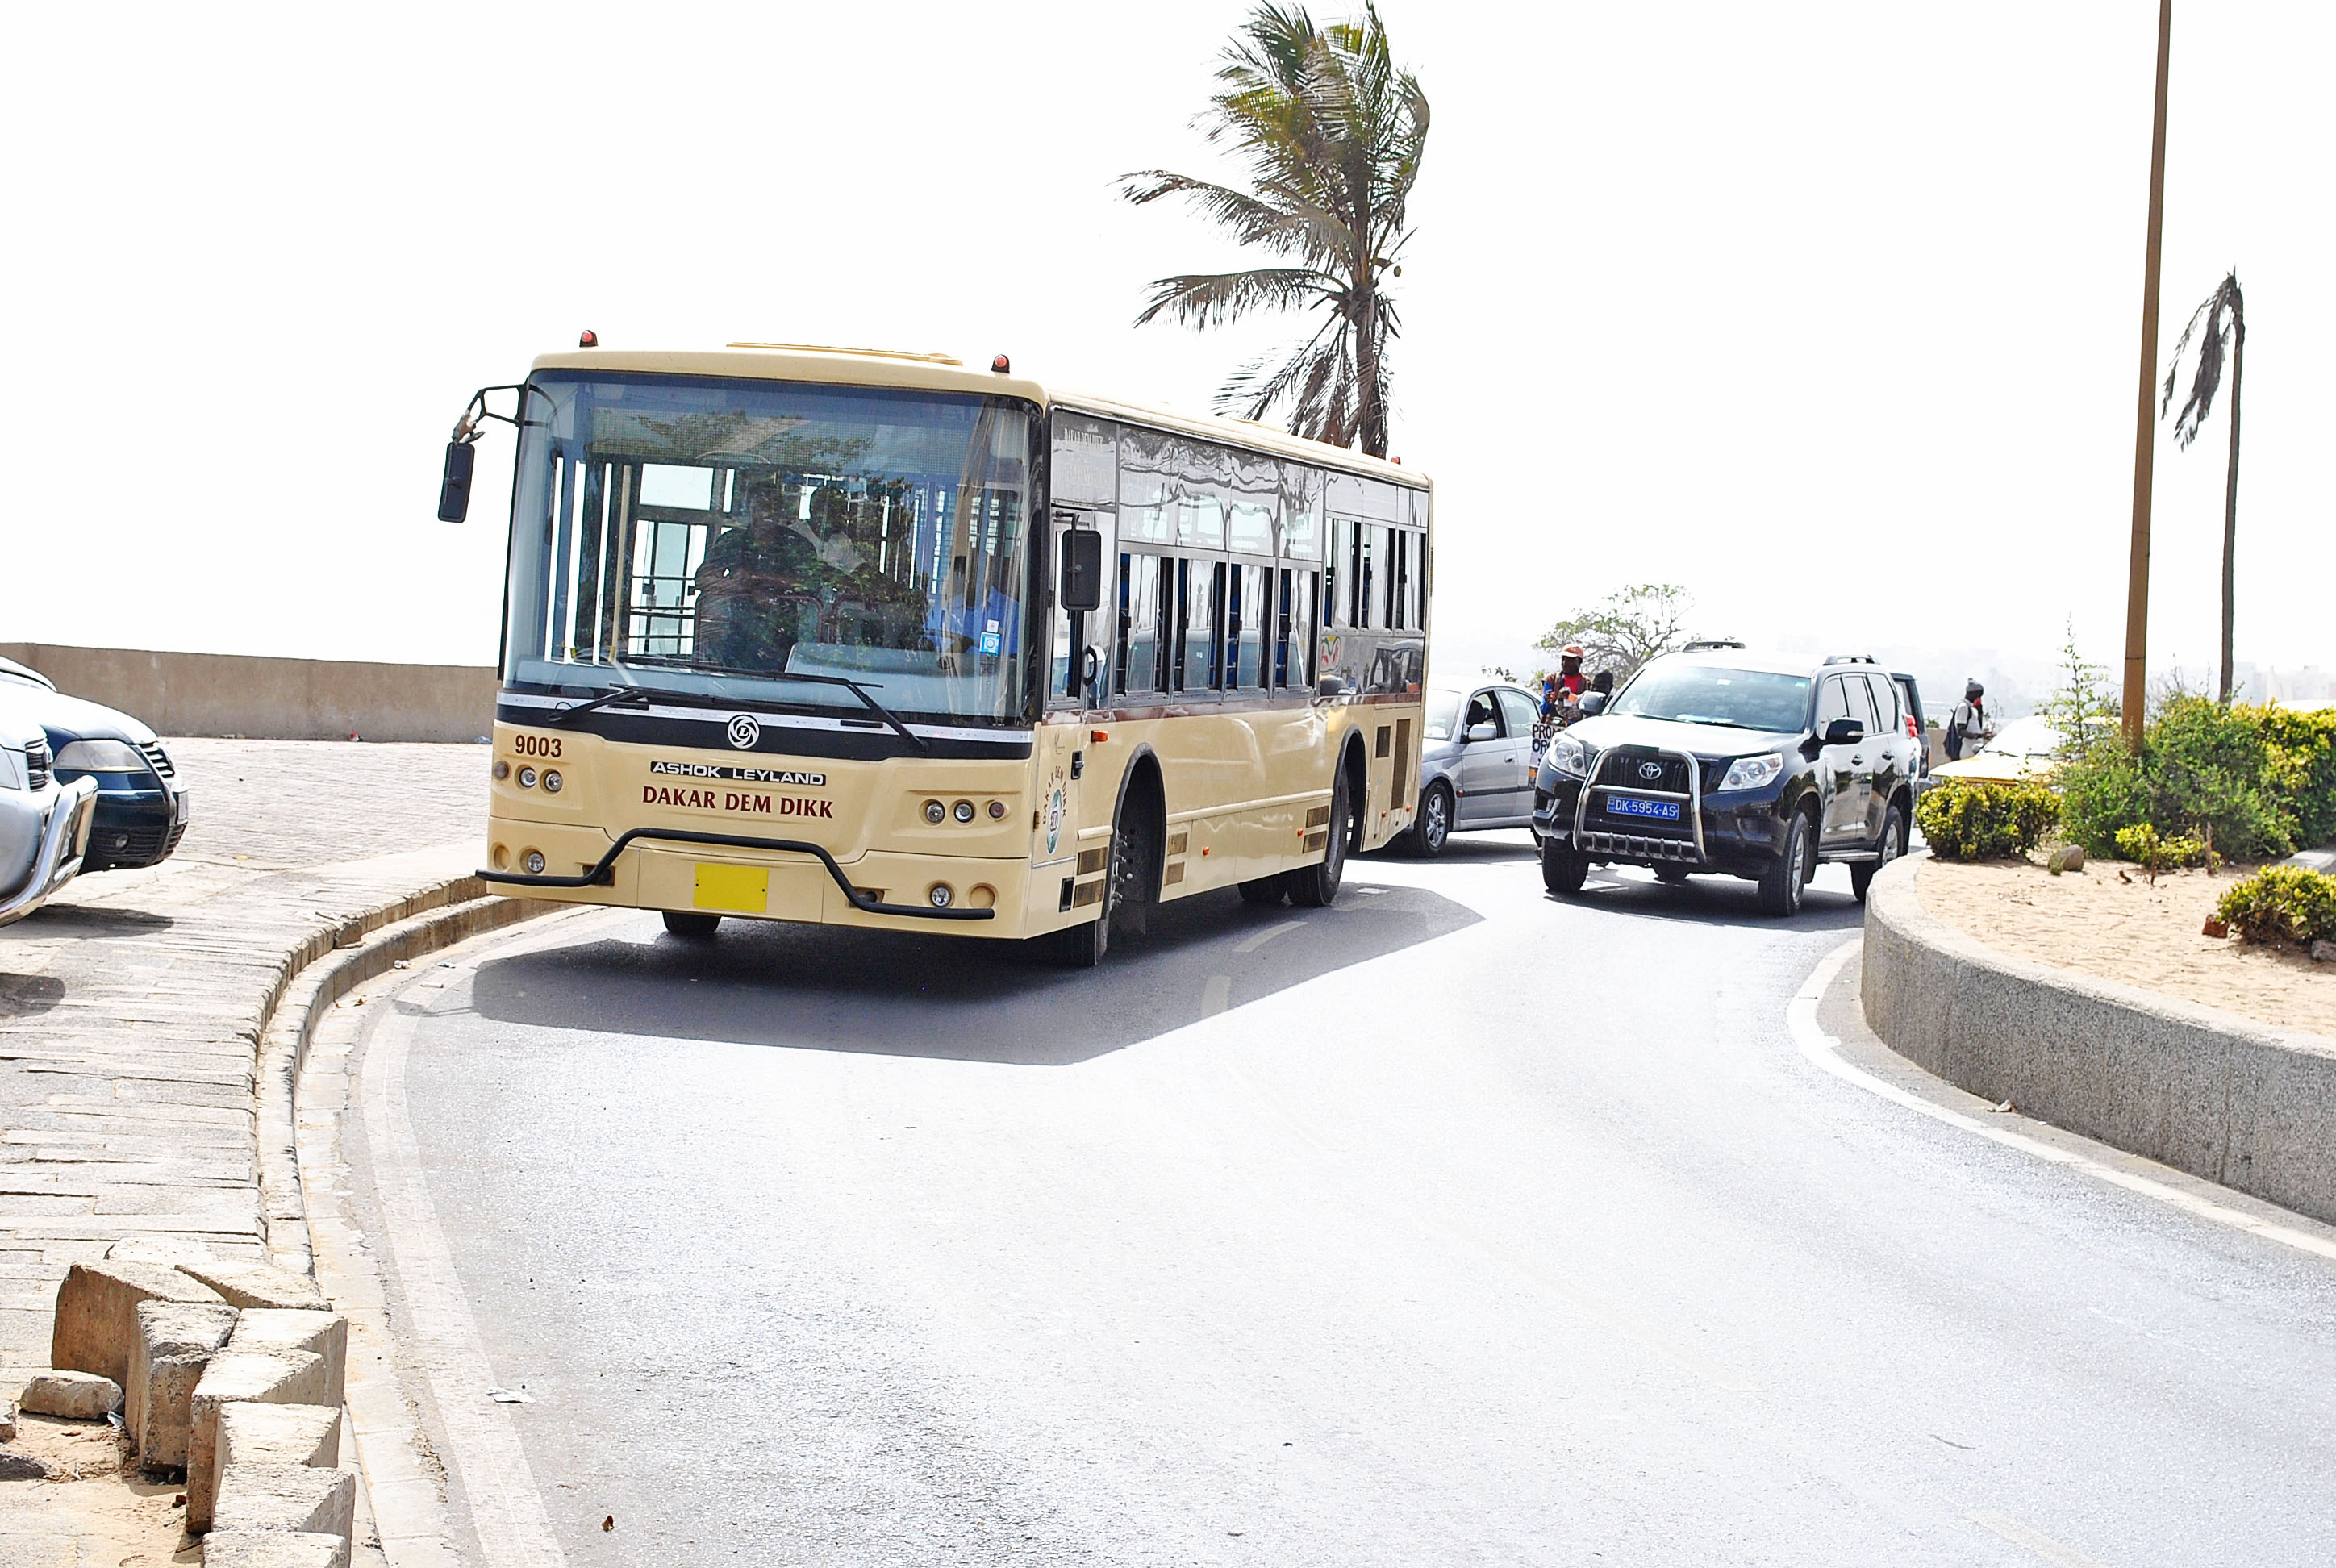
[1178, 558, 1217, 694]
[1235, 564, 1266, 689]
[1116, 552, 1165, 695]
[1327, 517, 1354, 628]
[1274, 567, 1316, 690]
[1359, 524, 1384, 629]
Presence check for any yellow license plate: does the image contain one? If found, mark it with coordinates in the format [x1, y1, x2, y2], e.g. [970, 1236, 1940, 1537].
[693, 863, 769, 912]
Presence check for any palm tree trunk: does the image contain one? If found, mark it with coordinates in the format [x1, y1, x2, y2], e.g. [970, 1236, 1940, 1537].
[1355, 287, 1387, 458]
[2219, 320, 2244, 703]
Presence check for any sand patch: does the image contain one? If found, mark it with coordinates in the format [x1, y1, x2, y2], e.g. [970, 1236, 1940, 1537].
[0, 1413, 197, 1565]
[1915, 857, 2336, 1041]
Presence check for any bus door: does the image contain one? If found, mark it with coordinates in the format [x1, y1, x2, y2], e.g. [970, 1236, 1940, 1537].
[1036, 507, 1111, 875]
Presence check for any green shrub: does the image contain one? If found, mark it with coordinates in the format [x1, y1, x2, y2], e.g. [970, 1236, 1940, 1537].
[2113, 822, 2211, 881]
[2054, 694, 2320, 861]
[2215, 865, 2336, 946]
[1917, 779, 2061, 861]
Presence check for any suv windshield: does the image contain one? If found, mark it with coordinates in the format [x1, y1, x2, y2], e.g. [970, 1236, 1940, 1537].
[1612, 662, 1812, 732]
[505, 373, 1037, 726]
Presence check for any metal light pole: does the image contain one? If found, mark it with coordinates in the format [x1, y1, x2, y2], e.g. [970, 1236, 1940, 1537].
[2122, 0, 2173, 751]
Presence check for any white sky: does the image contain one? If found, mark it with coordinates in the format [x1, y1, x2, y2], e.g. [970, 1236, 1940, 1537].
[3, 2, 2326, 690]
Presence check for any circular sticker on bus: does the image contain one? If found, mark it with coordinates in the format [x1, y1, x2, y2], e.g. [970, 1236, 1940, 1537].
[727, 714, 761, 749]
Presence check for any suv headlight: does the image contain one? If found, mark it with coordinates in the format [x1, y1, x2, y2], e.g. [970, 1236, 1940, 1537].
[1718, 753, 1786, 792]
[0, 749, 20, 790]
[55, 740, 147, 771]
[1548, 732, 1590, 779]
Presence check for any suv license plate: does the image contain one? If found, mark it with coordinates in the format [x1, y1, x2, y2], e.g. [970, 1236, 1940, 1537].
[1608, 794, 1680, 821]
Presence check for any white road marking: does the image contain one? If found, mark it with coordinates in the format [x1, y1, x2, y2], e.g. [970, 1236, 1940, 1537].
[362, 994, 573, 1568]
[1233, 920, 1300, 954]
[1202, 975, 1232, 1016]
[1969, 1510, 2117, 1566]
[1791, 938, 2336, 1265]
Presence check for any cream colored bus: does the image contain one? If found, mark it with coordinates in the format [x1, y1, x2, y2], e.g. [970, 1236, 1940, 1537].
[438, 341, 1430, 964]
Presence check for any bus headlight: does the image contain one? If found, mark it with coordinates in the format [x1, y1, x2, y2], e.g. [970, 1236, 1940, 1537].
[522, 849, 546, 874]
[542, 770, 563, 794]
[928, 883, 954, 908]
[924, 799, 946, 824]
[953, 800, 975, 823]
[517, 767, 537, 789]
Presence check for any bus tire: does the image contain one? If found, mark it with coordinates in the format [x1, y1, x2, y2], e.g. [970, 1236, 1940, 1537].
[1288, 762, 1353, 909]
[1237, 877, 1287, 905]
[1054, 787, 1158, 966]
[661, 911, 721, 938]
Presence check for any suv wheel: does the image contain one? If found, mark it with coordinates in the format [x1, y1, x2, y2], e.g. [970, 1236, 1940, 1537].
[1852, 802, 1907, 903]
[1758, 810, 1813, 917]
[1541, 835, 1588, 895]
[1410, 781, 1453, 857]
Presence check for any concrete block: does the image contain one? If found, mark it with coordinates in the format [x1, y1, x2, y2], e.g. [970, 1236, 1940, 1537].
[126, 1299, 239, 1466]
[227, 1309, 348, 1407]
[1, 1398, 14, 1441]
[196, 1530, 351, 1568]
[50, 1260, 225, 1388]
[19, 1369, 123, 1420]
[211, 1461, 357, 1541]
[186, 1350, 329, 1533]
[181, 1260, 327, 1311]
[218, 1400, 341, 1474]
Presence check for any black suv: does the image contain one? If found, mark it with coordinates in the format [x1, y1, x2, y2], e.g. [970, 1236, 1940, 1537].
[1530, 649, 1924, 915]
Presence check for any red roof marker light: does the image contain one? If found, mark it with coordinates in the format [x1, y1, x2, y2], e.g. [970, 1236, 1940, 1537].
[578, 329, 599, 348]
[991, 353, 1011, 373]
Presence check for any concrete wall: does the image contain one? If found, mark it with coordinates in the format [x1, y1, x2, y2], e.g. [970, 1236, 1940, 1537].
[0, 644, 497, 744]
[1861, 854, 2336, 1226]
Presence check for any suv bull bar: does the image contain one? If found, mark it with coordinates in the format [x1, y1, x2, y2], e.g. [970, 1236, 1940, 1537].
[1571, 744, 1707, 864]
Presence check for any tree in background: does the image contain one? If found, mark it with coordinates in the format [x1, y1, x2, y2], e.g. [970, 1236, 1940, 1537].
[1533, 584, 1694, 684]
[1119, 3, 1429, 457]
[2160, 271, 2246, 703]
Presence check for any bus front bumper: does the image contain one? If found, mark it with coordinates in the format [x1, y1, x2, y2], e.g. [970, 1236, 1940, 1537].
[481, 818, 1046, 936]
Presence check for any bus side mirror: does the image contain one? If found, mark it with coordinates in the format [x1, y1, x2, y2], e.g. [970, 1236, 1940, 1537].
[1059, 528, 1103, 612]
[437, 441, 476, 523]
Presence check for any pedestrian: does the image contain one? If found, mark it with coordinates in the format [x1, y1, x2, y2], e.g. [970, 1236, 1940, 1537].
[1591, 669, 1613, 701]
[1946, 679, 1993, 761]
[1556, 644, 1587, 700]
[1539, 671, 1562, 722]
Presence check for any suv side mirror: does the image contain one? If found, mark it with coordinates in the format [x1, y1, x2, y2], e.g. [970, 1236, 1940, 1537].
[437, 441, 476, 523]
[1822, 718, 1864, 745]
[1058, 528, 1103, 612]
[1466, 722, 1498, 743]
[1577, 691, 1608, 716]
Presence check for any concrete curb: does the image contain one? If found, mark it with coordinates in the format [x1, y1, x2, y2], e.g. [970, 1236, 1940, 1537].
[1861, 853, 2336, 1227]
[255, 884, 560, 1276]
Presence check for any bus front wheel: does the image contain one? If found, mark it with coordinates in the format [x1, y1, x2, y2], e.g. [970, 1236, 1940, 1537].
[662, 911, 721, 938]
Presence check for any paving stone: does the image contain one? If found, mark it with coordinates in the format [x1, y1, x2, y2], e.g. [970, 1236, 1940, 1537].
[187, 1349, 331, 1532]
[198, 1528, 352, 1568]
[19, 1367, 122, 1419]
[126, 1299, 240, 1467]
[227, 1310, 348, 1407]
[210, 1460, 357, 1541]
[181, 1258, 327, 1311]
[48, 1259, 224, 1387]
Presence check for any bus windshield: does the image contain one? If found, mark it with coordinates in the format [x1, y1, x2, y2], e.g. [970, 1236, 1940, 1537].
[504, 373, 1037, 726]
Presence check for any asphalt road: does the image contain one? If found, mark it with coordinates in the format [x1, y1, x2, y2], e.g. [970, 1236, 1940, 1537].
[346, 838, 2336, 1567]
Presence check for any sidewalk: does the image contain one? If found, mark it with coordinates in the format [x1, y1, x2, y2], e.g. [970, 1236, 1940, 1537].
[0, 739, 489, 1392]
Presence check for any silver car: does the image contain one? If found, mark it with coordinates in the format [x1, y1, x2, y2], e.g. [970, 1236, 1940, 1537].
[1407, 685, 1546, 856]
[0, 700, 99, 927]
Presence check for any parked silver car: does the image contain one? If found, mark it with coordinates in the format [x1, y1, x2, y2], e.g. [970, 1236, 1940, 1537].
[0, 700, 99, 927]
[1407, 685, 1546, 856]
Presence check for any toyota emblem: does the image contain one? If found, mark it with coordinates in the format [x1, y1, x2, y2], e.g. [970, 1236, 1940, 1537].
[726, 714, 761, 749]
[1637, 760, 1665, 782]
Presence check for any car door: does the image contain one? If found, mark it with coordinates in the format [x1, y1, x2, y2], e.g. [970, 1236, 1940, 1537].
[1812, 675, 1869, 849]
[1860, 673, 1907, 832]
[1453, 689, 1507, 824]
[1493, 688, 1544, 825]
[1849, 674, 1892, 840]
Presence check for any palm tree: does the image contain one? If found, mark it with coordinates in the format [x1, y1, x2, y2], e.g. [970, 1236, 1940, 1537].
[2160, 272, 2246, 703]
[1119, 3, 1428, 458]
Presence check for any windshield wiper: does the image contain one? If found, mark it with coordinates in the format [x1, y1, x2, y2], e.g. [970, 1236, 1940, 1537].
[661, 661, 932, 754]
[540, 686, 653, 726]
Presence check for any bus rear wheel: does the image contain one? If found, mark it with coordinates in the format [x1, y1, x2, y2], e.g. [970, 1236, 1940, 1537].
[1288, 764, 1353, 909]
[661, 911, 721, 938]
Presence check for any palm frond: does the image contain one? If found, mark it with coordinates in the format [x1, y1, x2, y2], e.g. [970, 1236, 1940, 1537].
[1133, 268, 1337, 332]
[2162, 272, 2244, 451]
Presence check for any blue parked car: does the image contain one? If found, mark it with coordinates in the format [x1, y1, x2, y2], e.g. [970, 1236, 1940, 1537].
[0, 657, 190, 871]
